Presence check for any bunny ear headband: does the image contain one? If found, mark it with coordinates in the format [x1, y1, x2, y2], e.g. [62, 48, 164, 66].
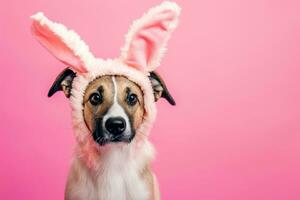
[31, 1, 181, 140]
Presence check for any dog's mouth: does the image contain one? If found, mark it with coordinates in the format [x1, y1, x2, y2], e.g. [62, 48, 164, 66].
[92, 118, 135, 146]
[94, 135, 134, 146]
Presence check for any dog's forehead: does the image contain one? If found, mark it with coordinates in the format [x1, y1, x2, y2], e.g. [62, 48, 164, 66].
[114, 76, 143, 95]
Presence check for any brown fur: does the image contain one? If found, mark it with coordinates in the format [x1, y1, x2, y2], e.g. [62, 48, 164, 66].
[140, 165, 158, 200]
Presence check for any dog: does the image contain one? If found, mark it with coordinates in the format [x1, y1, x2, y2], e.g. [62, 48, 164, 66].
[31, 2, 180, 200]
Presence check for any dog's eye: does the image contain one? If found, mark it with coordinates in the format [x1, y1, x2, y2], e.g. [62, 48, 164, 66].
[89, 93, 103, 106]
[126, 93, 138, 106]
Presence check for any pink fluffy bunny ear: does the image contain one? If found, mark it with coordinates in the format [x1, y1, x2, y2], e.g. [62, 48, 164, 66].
[31, 12, 95, 73]
[121, 1, 181, 72]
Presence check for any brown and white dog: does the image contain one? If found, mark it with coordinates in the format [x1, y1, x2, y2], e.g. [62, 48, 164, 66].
[31, 2, 180, 200]
[49, 70, 174, 200]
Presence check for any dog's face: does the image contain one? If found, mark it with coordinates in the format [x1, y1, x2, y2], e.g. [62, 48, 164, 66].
[48, 68, 175, 146]
[83, 75, 144, 145]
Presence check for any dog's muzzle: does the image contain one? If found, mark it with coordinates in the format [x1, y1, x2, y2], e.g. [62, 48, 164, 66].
[93, 117, 134, 146]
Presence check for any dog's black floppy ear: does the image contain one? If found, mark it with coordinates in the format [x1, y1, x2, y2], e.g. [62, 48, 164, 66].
[149, 71, 176, 106]
[48, 68, 76, 98]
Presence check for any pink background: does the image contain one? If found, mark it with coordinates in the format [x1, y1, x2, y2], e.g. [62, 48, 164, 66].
[1, 0, 300, 199]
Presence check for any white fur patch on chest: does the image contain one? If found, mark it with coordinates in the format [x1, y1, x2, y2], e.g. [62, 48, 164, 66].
[77, 144, 149, 200]
[96, 168, 148, 200]
[68, 139, 155, 200]
[95, 146, 149, 200]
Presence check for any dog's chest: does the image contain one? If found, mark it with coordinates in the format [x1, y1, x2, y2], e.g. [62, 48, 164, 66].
[92, 149, 149, 200]
[95, 165, 148, 200]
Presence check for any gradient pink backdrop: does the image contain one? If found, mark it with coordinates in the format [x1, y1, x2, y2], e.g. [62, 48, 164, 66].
[1, 0, 300, 199]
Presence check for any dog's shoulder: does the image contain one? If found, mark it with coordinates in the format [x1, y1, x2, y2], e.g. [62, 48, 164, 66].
[65, 158, 97, 200]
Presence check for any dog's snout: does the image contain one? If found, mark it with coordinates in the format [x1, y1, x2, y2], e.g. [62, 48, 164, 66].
[105, 117, 126, 135]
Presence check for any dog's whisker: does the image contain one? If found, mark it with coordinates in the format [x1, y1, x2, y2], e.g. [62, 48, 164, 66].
[99, 137, 106, 145]
[95, 137, 102, 143]
[112, 134, 123, 141]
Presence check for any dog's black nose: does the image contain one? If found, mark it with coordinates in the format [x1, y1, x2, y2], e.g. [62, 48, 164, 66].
[105, 117, 126, 135]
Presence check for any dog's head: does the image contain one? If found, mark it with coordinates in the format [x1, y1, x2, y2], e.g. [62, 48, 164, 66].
[48, 69, 174, 145]
[31, 2, 180, 147]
